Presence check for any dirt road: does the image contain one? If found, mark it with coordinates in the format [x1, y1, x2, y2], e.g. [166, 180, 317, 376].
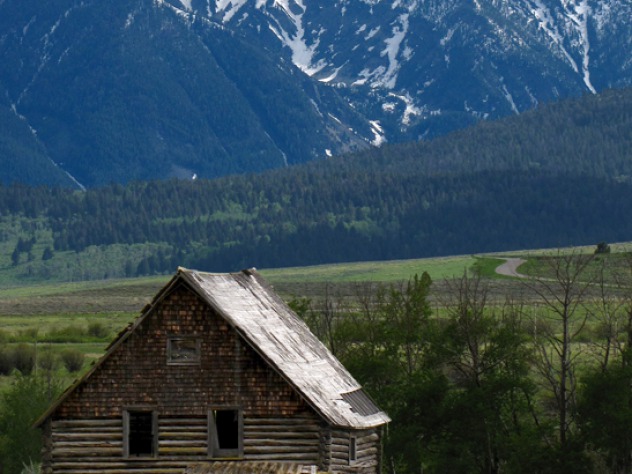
[495, 258, 527, 278]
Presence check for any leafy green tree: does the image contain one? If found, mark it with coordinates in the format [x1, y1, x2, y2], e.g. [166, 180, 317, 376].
[41, 247, 54, 261]
[578, 351, 632, 473]
[425, 273, 540, 474]
[0, 374, 62, 473]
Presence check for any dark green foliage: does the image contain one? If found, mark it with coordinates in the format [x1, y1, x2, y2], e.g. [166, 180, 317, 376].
[578, 351, 632, 473]
[311, 272, 554, 473]
[594, 242, 611, 254]
[41, 246, 54, 261]
[0, 374, 62, 473]
[12, 343, 35, 375]
[59, 348, 84, 373]
[0, 345, 14, 375]
[87, 322, 110, 339]
[37, 347, 59, 373]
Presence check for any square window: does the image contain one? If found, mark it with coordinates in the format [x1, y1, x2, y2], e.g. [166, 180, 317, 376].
[208, 408, 243, 458]
[124, 409, 157, 458]
[167, 337, 201, 365]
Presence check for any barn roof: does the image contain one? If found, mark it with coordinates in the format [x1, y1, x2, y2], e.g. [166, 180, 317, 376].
[35, 268, 389, 430]
[177, 268, 389, 429]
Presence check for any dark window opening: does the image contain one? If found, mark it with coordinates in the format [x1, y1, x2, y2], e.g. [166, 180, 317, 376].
[126, 410, 155, 457]
[209, 408, 242, 458]
[215, 410, 239, 450]
[349, 436, 357, 464]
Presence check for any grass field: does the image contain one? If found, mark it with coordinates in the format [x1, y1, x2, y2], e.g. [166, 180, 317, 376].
[0, 244, 627, 393]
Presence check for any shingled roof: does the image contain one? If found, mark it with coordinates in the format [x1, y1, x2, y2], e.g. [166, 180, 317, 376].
[177, 268, 389, 429]
[36, 267, 389, 430]
[185, 461, 318, 474]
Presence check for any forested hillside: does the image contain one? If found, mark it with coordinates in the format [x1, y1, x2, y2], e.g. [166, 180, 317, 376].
[1, 89, 631, 282]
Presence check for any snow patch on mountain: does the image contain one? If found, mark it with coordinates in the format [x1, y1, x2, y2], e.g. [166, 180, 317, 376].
[376, 12, 410, 89]
[265, 0, 326, 75]
[179, 0, 193, 11]
[216, 0, 248, 22]
[369, 120, 386, 146]
[562, 0, 596, 93]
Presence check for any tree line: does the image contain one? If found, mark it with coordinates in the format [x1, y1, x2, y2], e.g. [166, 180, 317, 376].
[292, 252, 632, 473]
[1, 88, 632, 279]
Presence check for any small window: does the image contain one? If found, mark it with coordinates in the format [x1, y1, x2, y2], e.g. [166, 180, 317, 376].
[167, 337, 201, 365]
[349, 435, 357, 464]
[124, 409, 157, 458]
[208, 408, 243, 458]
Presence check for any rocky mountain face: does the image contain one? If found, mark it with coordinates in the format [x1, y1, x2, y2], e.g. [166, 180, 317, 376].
[1, 0, 630, 187]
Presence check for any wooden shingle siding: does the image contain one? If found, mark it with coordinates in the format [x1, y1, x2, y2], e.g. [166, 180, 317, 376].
[185, 461, 319, 474]
[56, 285, 306, 419]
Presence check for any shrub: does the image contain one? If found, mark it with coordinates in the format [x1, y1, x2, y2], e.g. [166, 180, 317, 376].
[16, 328, 39, 342]
[0, 345, 15, 375]
[37, 347, 59, 373]
[87, 321, 110, 339]
[60, 348, 84, 373]
[13, 343, 35, 375]
[45, 325, 86, 343]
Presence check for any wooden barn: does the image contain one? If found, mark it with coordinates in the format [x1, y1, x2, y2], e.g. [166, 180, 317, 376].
[36, 268, 390, 474]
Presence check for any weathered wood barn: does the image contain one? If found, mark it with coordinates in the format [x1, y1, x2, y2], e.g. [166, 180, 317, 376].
[36, 268, 390, 474]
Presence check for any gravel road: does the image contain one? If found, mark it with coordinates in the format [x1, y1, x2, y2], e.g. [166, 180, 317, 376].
[495, 258, 527, 278]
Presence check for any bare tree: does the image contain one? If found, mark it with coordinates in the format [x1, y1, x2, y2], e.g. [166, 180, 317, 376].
[523, 251, 595, 448]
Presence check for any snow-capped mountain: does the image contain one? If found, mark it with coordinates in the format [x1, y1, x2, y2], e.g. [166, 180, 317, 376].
[1, 0, 630, 186]
[198, 0, 632, 140]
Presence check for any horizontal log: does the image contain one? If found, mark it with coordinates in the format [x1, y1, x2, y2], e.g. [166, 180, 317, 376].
[246, 446, 319, 455]
[158, 447, 207, 455]
[158, 419, 207, 426]
[159, 432, 207, 440]
[53, 433, 122, 441]
[356, 433, 379, 445]
[356, 447, 379, 458]
[244, 431, 319, 440]
[52, 448, 122, 457]
[244, 425, 319, 433]
[246, 417, 319, 425]
[52, 419, 121, 429]
[244, 453, 319, 462]
[53, 441, 122, 449]
[53, 426, 122, 434]
[243, 439, 319, 448]
[158, 440, 207, 448]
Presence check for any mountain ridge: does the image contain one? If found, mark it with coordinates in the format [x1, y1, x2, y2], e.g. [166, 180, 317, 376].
[1, 87, 631, 280]
[1, 0, 631, 187]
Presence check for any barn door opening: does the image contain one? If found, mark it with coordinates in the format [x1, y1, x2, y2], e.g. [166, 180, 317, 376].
[209, 408, 243, 458]
[124, 409, 157, 458]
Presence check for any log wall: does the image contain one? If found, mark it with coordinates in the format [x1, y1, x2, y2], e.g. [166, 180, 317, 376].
[319, 428, 381, 474]
[43, 413, 322, 474]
